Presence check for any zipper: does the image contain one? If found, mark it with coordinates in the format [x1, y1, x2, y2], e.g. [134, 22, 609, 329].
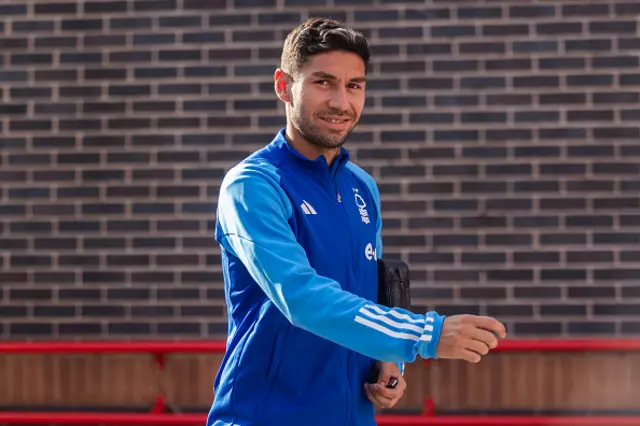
[333, 170, 356, 426]
[334, 176, 357, 283]
[346, 351, 352, 426]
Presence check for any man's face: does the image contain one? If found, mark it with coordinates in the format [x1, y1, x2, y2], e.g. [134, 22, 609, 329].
[286, 50, 367, 150]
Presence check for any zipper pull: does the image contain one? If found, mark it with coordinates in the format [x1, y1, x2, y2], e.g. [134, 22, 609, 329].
[337, 192, 342, 203]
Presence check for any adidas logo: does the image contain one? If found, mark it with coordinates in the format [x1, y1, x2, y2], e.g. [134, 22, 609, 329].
[300, 200, 317, 215]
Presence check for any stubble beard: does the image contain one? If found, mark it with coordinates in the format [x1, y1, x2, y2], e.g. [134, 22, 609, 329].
[290, 100, 358, 150]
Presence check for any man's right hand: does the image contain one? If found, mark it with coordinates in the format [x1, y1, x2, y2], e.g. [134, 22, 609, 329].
[435, 315, 507, 363]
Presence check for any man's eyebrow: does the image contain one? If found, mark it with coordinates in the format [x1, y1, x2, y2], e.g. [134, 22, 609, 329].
[311, 71, 366, 83]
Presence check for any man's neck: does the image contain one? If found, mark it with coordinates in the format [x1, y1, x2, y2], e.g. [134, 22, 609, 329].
[285, 124, 340, 167]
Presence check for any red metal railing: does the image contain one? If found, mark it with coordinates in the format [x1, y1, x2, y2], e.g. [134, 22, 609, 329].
[492, 339, 640, 352]
[0, 340, 227, 415]
[0, 339, 638, 426]
[420, 339, 640, 419]
[0, 412, 640, 426]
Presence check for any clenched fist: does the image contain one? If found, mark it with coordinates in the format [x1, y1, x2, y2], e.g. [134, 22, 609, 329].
[435, 315, 507, 363]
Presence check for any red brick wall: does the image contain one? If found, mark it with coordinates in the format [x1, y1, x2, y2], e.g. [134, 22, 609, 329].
[1, 0, 639, 340]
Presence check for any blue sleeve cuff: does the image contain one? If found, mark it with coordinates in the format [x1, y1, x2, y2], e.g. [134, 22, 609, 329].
[420, 312, 446, 359]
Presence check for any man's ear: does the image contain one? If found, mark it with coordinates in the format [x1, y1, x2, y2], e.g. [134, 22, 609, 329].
[274, 69, 292, 103]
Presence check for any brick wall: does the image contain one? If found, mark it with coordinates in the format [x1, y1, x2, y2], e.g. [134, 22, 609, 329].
[1, 0, 639, 340]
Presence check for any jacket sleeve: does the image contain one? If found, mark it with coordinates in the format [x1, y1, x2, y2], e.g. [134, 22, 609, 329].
[216, 162, 445, 364]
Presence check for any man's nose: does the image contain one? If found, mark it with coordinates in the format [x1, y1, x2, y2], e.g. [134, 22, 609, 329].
[327, 87, 349, 112]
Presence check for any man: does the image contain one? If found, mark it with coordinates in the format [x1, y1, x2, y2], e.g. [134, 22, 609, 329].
[208, 17, 506, 426]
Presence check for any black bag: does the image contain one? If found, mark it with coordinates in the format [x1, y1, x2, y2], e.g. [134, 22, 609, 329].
[376, 257, 411, 311]
[370, 257, 411, 389]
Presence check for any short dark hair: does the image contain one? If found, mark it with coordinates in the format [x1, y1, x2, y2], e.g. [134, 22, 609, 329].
[280, 17, 370, 76]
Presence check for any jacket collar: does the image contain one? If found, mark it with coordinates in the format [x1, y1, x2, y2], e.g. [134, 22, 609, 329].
[271, 128, 350, 179]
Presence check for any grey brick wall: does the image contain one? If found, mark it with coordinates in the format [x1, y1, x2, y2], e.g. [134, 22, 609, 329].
[1, 0, 639, 340]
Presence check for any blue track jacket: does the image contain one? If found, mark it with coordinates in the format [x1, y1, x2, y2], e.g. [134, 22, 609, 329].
[208, 129, 445, 426]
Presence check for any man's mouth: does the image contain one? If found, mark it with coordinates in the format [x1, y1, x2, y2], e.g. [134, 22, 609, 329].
[320, 116, 349, 124]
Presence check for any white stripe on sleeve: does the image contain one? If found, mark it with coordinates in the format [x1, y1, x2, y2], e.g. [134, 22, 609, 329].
[358, 307, 425, 334]
[354, 305, 435, 342]
[354, 316, 421, 341]
[363, 304, 431, 325]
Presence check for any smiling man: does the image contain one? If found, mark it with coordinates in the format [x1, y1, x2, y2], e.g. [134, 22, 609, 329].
[208, 17, 506, 426]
